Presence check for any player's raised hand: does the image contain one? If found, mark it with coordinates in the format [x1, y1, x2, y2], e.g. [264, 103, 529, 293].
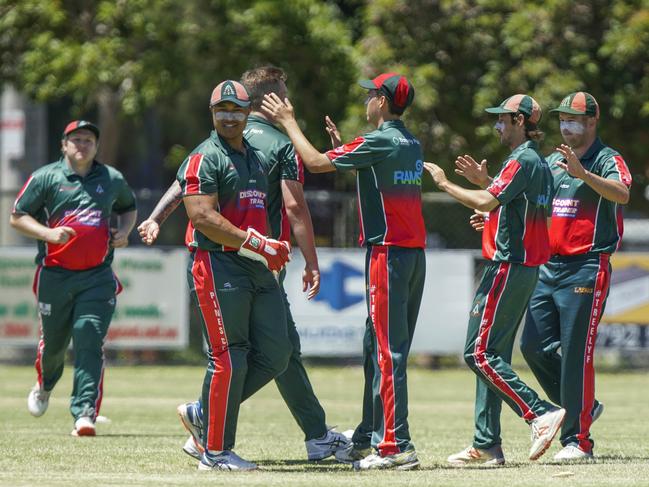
[45, 226, 76, 244]
[303, 264, 321, 300]
[110, 228, 130, 248]
[262, 93, 295, 127]
[469, 209, 486, 232]
[325, 116, 342, 149]
[423, 162, 448, 188]
[556, 144, 587, 179]
[137, 219, 160, 245]
[455, 155, 490, 188]
[238, 228, 291, 273]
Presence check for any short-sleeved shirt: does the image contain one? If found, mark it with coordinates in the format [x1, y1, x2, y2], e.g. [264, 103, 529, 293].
[12, 158, 136, 270]
[325, 120, 426, 248]
[547, 137, 632, 256]
[483, 140, 553, 266]
[244, 115, 304, 241]
[177, 130, 269, 252]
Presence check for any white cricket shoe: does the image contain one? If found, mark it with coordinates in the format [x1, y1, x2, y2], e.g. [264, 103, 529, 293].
[553, 443, 594, 461]
[71, 416, 96, 437]
[27, 383, 50, 417]
[198, 450, 258, 471]
[592, 402, 604, 424]
[183, 435, 202, 460]
[447, 445, 505, 466]
[177, 402, 204, 456]
[306, 427, 351, 461]
[334, 442, 372, 463]
[529, 408, 566, 460]
[353, 450, 420, 471]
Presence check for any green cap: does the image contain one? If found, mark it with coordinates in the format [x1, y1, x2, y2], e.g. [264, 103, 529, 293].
[359, 73, 415, 111]
[485, 94, 542, 124]
[550, 92, 600, 119]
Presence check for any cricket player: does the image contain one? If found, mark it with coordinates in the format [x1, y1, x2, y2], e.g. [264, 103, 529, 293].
[424, 95, 565, 466]
[175, 79, 294, 471]
[138, 66, 350, 462]
[519, 92, 632, 460]
[263, 73, 426, 471]
[10, 120, 137, 436]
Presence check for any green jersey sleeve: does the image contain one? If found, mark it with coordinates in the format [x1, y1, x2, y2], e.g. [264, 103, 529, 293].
[278, 143, 304, 183]
[486, 158, 528, 205]
[600, 154, 632, 187]
[325, 131, 392, 171]
[112, 176, 137, 214]
[176, 152, 219, 195]
[12, 172, 46, 216]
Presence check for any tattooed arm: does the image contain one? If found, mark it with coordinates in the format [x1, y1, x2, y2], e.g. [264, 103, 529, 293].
[138, 180, 183, 245]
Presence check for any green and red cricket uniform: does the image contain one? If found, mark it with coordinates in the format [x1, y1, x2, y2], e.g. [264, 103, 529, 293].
[244, 116, 329, 441]
[466, 140, 555, 450]
[177, 130, 290, 452]
[326, 120, 426, 456]
[12, 158, 135, 421]
[522, 138, 632, 452]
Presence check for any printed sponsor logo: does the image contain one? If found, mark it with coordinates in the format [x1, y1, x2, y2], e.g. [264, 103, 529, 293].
[238, 189, 266, 209]
[63, 209, 103, 226]
[471, 302, 481, 316]
[245, 128, 263, 135]
[552, 198, 579, 218]
[59, 184, 79, 192]
[574, 287, 594, 294]
[38, 302, 51, 316]
[394, 159, 423, 185]
[391, 136, 420, 146]
[96, 184, 104, 194]
[250, 236, 261, 249]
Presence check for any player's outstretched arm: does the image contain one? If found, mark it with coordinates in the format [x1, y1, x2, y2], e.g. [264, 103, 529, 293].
[138, 180, 183, 245]
[261, 93, 335, 174]
[424, 162, 499, 212]
[281, 179, 320, 299]
[9, 213, 76, 243]
[325, 115, 342, 149]
[455, 155, 491, 189]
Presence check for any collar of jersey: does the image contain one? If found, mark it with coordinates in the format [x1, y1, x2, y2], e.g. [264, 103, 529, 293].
[378, 119, 405, 130]
[59, 157, 100, 178]
[580, 136, 604, 163]
[247, 114, 277, 130]
[210, 130, 250, 156]
[511, 139, 539, 155]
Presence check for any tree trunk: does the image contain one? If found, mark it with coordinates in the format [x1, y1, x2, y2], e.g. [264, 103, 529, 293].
[96, 89, 121, 168]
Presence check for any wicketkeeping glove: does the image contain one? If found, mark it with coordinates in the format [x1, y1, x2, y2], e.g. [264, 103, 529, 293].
[238, 228, 291, 273]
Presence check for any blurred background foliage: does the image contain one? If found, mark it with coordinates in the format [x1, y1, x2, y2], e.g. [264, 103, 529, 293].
[1, 0, 648, 208]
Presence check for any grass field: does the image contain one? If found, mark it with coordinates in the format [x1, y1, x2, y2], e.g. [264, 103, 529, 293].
[0, 364, 648, 486]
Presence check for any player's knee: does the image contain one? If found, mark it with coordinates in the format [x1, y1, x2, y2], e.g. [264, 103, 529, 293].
[268, 342, 291, 376]
[72, 317, 104, 349]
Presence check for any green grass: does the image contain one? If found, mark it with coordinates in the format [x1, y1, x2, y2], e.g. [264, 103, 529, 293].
[0, 364, 648, 486]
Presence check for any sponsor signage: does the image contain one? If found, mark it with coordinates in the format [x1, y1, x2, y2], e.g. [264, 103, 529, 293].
[0, 248, 188, 349]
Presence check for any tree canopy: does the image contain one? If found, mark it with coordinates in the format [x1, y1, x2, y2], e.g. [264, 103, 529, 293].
[1, 0, 647, 210]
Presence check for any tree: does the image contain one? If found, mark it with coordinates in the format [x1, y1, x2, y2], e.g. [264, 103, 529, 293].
[0, 0, 189, 167]
[351, 0, 649, 211]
